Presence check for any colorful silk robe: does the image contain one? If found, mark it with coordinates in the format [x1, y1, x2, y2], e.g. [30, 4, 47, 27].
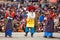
[26, 12, 35, 27]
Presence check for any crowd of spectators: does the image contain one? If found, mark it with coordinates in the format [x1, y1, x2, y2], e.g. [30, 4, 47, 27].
[0, 0, 60, 32]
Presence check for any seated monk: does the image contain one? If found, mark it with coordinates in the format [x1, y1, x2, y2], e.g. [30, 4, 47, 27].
[17, 24, 23, 32]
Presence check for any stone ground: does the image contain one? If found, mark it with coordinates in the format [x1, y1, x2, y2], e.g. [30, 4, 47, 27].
[0, 32, 60, 40]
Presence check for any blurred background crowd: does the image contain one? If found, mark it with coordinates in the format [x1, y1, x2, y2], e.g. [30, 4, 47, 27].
[0, 0, 60, 32]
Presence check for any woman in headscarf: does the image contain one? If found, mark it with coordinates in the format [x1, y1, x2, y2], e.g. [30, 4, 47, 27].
[44, 10, 55, 38]
[5, 17, 13, 37]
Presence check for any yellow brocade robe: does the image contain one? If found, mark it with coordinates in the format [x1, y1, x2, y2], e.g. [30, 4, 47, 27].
[26, 18, 35, 27]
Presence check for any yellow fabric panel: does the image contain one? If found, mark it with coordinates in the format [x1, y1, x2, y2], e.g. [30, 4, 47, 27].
[26, 18, 35, 27]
